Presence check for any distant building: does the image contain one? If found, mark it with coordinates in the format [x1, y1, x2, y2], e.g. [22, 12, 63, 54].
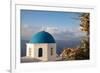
[26, 31, 56, 61]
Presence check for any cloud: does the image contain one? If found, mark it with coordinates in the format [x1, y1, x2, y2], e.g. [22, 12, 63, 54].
[21, 24, 85, 41]
[41, 26, 85, 40]
[44, 27, 61, 34]
[21, 24, 41, 40]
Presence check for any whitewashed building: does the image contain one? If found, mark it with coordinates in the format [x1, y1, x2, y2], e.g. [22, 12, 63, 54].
[26, 31, 56, 61]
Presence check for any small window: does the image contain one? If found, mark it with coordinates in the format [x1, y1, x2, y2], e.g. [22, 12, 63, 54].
[51, 48, 53, 56]
[29, 48, 31, 56]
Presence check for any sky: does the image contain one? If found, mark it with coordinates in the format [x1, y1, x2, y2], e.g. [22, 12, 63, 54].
[21, 9, 85, 41]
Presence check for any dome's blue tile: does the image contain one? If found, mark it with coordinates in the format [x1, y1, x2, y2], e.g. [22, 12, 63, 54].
[30, 31, 56, 43]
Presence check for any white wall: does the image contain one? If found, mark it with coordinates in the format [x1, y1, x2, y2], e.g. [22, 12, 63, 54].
[26, 43, 56, 61]
[26, 43, 34, 57]
[33, 44, 48, 61]
[47, 43, 56, 61]
[0, 0, 100, 73]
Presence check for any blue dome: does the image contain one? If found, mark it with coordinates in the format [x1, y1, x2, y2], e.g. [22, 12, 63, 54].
[30, 31, 56, 43]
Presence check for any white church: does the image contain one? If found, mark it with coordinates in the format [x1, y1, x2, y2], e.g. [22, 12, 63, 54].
[26, 31, 57, 61]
